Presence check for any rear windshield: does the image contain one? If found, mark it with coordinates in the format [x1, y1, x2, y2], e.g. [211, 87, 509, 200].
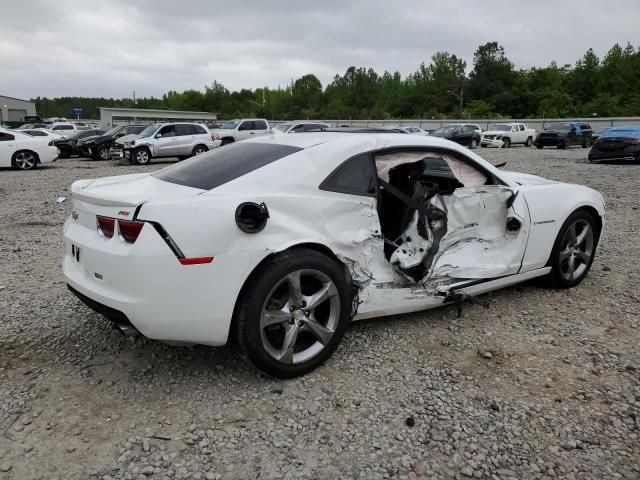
[154, 142, 302, 190]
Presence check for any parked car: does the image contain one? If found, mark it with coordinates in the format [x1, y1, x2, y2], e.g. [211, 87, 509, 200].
[535, 122, 593, 149]
[121, 123, 214, 165]
[588, 126, 640, 163]
[591, 127, 612, 143]
[55, 129, 106, 158]
[429, 125, 481, 148]
[49, 122, 78, 138]
[385, 126, 429, 135]
[17, 123, 50, 130]
[63, 132, 604, 377]
[210, 119, 271, 146]
[273, 121, 330, 134]
[77, 125, 146, 160]
[0, 127, 58, 170]
[109, 131, 145, 160]
[20, 129, 66, 141]
[448, 123, 482, 135]
[481, 123, 535, 148]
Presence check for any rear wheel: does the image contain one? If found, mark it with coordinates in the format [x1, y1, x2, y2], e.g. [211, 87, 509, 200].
[133, 147, 151, 165]
[545, 210, 599, 288]
[536, 144, 543, 149]
[234, 248, 351, 378]
[13, 150, 38, 170]
[582, 137, 592, 148]
[525, 137, 533, 147]
[469, 138, 478, 149]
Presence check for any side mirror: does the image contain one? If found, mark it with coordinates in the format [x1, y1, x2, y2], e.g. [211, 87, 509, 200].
[155, 133, 162, 139]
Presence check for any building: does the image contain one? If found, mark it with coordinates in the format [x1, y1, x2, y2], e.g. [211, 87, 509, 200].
[0, 95, 37, 123]
[99, 107, 218, 129]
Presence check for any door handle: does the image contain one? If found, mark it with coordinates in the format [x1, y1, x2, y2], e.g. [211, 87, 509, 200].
[250, 132, 255, 134]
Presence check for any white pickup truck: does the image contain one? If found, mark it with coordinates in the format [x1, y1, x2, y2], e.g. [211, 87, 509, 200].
[210, 119, 271, 146]
[481, 122, 535, 148]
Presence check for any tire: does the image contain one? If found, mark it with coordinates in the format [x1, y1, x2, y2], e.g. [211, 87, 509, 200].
[558, 139, 570, 150]
[544, 210, 599, 288]
[97, 146, 110, 161]
[469, 139, 478, 149]
[582, 137, 592, 148]
[525, 137, 533, 147]
[220, 138, 234, 146]
[191, 145, 208, 157]
[234, 248, 351, 378]
[502, 137, 511, 148]
[13, 150, 39, 170]
[480, 143, 486, 148]
[536, 144, 543, 149]
[132, 147, 151, 165]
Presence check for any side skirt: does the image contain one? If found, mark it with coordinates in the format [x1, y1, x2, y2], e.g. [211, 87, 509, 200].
[438, 267, 552, 298]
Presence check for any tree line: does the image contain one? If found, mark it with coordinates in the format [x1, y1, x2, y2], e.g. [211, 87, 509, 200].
[33, 41, 640, 121]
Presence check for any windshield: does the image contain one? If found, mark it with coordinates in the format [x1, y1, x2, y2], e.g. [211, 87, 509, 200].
[433, 127, 455, 134]
[104, 126, 122, 136]
[274, 124, 293, 133]
[221, 120, 240, 130]
[137, 124, 160, 138]
[490, 124, 512, 132]
[546, 123, 572, 131]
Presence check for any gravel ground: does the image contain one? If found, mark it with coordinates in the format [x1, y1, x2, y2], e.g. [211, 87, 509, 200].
[0, 146, 638, 480]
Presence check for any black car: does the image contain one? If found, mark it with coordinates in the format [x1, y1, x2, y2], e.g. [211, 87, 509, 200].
[54, 129, 106, 158]
[77, 125, 146, 160]
[588, 126, 640, 163]
[591, 127, 612, 143]
[429, 125, 481, 149]
[534, 122, 593, 149]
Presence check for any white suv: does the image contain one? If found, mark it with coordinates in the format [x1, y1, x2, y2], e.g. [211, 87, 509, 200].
[210, 119, 271, 146]
[122, 123, 214, 165]
[49, 122, 78, 138]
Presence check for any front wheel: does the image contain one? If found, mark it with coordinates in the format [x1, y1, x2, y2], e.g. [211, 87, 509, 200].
[192, 145, 208, 156]
[545, 210, 599, 288]
[501, 138, 511, 148]
[133, 147, 151, 165]
[536, 144, 543, 149]
[96, 146, 110, 161]
[234, 248, 351, 378]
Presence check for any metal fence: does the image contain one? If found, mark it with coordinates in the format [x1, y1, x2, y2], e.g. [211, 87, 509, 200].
[271, 117, 640, 131]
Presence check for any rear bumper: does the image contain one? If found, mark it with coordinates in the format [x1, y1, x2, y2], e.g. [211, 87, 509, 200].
[588, 152, 639, 163]
[62, 215, 263, 346]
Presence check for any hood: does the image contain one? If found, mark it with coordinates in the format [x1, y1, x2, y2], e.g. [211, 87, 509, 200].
[81, 134, 113, 145]
[429, 132, 450, 138]
[71, 173, 204, 207]
[115, 133, 140, 145]
[499, 170, 558, 186]
[210, 128, 235, 135]
[482, 130, 509, 136]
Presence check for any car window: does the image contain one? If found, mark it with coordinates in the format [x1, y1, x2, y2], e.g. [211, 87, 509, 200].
[0, 132, 15, 141]
[158, 125, 176, 138]
[519, 125, 525, 131]
[463, 126, 474, 134]
[290, 124, 304, 133]
[238, 121, 254, 131]
[154, 142, 302, 190]
[303, 124, 327, 132]
[190, 125, 207, 135]
[320, 154, 375, 196]
[127, 126, 145, 134]
[53, 125, 74, 130]
[253, 120, 268, 130]
[175, 124, 192, 136]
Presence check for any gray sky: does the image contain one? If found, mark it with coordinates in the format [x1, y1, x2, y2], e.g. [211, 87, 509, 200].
[2, 0, 638, 99]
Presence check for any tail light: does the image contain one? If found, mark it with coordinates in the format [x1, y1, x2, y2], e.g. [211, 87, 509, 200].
[117, 220, 145, 243]
[595, 137, 604, 143]
[96, 216, 144, 243]
[624, 138, 640, 145]
[97, 216, 115, 238]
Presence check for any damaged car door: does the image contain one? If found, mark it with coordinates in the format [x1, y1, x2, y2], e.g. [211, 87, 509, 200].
[374, 150, 530, 287]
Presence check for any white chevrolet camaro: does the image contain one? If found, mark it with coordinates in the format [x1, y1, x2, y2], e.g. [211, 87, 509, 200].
[63, 132, 605, 377]
[0, 127, 59, 170]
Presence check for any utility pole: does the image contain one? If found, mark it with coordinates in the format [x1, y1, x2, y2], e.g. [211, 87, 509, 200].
[133, 90, 136, 105]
